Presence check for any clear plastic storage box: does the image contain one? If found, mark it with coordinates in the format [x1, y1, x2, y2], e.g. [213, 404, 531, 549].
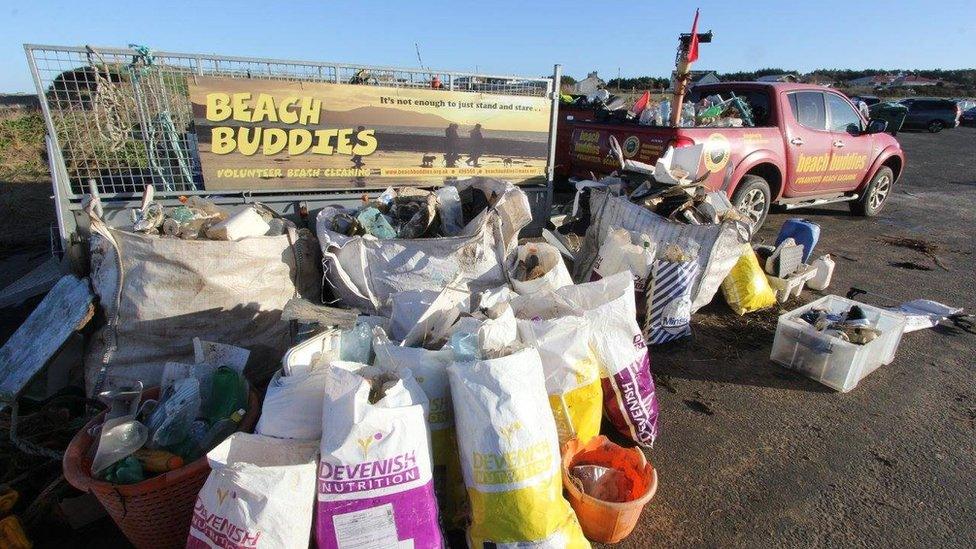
[770, 295, 908, 392]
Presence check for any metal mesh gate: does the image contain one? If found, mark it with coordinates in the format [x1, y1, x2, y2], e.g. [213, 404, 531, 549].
[25, 44, 554, 199]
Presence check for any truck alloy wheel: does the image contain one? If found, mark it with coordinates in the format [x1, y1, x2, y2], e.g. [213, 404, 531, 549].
[850, 166, 894, 216]
[731, 174, 771, 230]
[868, 172, 891, 210]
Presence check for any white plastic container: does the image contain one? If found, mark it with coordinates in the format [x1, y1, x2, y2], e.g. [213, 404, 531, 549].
[205, 207, 270, 241]
[766, 264, 817, 303]
[770, 295, 907, 392]
[807, 255, 835, 291]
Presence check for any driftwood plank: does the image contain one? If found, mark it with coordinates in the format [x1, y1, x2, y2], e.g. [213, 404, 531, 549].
[0, 275, 94, 401]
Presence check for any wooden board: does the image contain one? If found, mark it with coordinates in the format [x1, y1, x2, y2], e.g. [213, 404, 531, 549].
[0, 275, 94, 402]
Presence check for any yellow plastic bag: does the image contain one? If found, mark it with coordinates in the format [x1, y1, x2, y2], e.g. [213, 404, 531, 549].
[721, 244, 777, 315]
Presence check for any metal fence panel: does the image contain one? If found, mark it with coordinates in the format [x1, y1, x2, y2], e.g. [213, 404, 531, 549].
[25, 44, 554, 199]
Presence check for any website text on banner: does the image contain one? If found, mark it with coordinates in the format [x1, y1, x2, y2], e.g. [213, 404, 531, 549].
[188, 76, 552, 190]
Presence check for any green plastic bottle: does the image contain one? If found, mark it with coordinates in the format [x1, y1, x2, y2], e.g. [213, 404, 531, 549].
[205, 367, 247, 424]
[102, 456, 145, 484]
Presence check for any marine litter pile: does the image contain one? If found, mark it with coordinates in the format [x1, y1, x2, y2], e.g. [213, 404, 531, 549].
[17, 173, 958, 549]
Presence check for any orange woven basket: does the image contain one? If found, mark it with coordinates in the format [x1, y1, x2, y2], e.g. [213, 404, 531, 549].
[63, 387, 260, 549]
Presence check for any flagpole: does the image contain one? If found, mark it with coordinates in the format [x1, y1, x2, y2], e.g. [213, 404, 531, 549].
[671, 9, 700, 127]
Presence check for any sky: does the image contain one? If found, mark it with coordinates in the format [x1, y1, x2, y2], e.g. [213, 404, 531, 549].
[2, 0, 974, 93]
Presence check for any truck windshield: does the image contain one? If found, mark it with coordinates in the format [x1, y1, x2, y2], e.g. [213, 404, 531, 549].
[687, 88, 773, 127]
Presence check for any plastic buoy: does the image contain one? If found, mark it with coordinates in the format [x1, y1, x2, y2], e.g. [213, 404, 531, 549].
[561, 435, 658, 543]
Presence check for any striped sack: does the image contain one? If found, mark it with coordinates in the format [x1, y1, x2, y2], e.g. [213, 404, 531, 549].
[645, 260, 699, 345]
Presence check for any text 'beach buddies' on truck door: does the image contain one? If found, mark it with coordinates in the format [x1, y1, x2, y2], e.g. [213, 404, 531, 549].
[819, 92, 874, 194]
[784, 90, 835, 196]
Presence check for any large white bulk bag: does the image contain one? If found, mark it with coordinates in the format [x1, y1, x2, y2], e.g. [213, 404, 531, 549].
[316, 179, 531, 315]
[85, 207, 320, 392]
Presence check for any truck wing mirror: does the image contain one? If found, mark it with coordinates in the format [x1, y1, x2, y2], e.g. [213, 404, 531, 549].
[866, 119, 888, 134]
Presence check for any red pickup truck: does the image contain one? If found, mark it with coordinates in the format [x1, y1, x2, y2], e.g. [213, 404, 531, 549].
[557, 82, 906, 229]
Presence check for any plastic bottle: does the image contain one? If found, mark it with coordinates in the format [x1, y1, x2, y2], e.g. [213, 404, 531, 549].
[134, 449, 185, 473]
[101, 456, 145, 484]
[356, 207, 397, 239]
[681, 103, 696, 127]
[146, 378, 201, 449]
[660, 99, 671, 125]
[205, 367, 247, 424]
[807, 255, 835, 291]
[196, 408, 246, 456]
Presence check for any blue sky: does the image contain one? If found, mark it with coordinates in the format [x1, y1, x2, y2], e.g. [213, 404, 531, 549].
[2, 0, 973, 92]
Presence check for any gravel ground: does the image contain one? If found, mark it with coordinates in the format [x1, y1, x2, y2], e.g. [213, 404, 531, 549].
[615, 126, 976, 548]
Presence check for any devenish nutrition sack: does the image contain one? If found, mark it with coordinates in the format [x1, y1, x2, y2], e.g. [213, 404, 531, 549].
[316, 362, 441, 549]
[448, 347, 589, 548]
[372, 329, 468, 529]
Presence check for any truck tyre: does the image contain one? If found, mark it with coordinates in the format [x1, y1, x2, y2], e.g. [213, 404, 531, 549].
[927, 120, 944, 133]
[731, 175, 771, 230]
[850, 166, 893, 217]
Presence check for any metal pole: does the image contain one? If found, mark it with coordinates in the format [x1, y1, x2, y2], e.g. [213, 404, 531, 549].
[24, 45, 74, 257]
[546, 64, 562, 187]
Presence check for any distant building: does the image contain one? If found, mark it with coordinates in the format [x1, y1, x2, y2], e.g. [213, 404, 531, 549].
[756, 73, 799, 83]
[573, 71, 606, 95]
[846, 74, 895, 88]
[801, 74, 836, 87]
[668, 70, 720, 91]
[890, 74, 940, 88]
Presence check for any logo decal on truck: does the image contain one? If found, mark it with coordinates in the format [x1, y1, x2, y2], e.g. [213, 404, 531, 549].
[703, 133, 731, 172]
[622, 136, 641, 158]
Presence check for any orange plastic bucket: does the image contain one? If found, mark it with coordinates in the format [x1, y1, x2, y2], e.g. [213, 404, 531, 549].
[561, 435, 658, 543]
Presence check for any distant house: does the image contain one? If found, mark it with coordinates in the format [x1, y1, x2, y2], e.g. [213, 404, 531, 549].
[573, 71, 606, 95]
[890, 74, 940, 88]
[756, 73, 799, 83]
[846, 75, 894, 88]
[669, 70, 720, 91]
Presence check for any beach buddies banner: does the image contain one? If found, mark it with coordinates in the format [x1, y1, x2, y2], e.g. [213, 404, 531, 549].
[187, 76, 552, 190]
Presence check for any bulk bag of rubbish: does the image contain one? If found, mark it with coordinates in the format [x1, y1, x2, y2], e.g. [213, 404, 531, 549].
[575, 188, 748, 313]
[515, 316, 603, 446]
[372, 329, 468, 529]
[447, 347, 588, 548]
[316, 362, 442, 549]
[509, 242, 574, 295]
[644, 244, 700, 345]
[316, 179, 531, 315]
[721, 244, 778, 315]
[187, 433, 319, 549]
[84, 203, 321, 393]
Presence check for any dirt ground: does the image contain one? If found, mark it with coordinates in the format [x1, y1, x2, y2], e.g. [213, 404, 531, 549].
[1, 128, 974, 548]
[619, 127, 976, 548]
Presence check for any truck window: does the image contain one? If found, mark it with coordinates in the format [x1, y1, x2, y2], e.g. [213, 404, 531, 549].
[825, 93, 863, 133]
[788, 92, 826, 131]
[687, 88, 773, 127]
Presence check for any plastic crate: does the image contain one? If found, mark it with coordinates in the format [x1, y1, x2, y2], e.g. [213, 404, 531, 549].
[770, 295, 907, 392]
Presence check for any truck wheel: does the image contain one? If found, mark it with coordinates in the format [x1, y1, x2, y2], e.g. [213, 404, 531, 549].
[927, 120, 944, 133]
[731, 175, 771, 230]
[850, 166, 893, 217]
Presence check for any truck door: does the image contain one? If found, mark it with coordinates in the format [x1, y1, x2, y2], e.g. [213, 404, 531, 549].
[784, 91, 834, 195]
[819, 92, 874, 193]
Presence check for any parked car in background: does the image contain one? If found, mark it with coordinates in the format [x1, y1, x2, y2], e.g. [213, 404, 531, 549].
[954, 99, 976, 112]
[898, 98, 961, 132]
[961, 107, 976, 127]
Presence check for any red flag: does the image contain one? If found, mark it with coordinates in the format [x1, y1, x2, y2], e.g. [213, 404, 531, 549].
[687, 9, 701, 63]
[632, 90, 651, 115]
